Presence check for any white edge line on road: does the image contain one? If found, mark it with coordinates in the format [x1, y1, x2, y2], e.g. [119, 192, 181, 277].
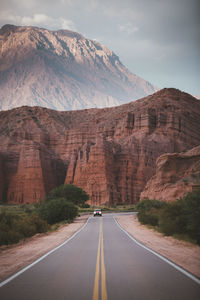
[114, 216, 200, 285]
[0, 216, 92, 288]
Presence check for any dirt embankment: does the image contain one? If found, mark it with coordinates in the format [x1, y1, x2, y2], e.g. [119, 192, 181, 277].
[116, 214, 200, 279]
[0, 215, 90, 281]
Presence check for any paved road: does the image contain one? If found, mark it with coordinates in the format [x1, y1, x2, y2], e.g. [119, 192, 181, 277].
[0, 214, 200, 300]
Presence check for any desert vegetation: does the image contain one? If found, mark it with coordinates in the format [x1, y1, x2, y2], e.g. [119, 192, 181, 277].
[0, 184, 89, 246]
[137, 191, 200, 245]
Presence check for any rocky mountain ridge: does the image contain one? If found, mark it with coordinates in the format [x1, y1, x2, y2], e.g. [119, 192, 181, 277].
[0, 88, 200, 205]
[0, 24, 156, 111]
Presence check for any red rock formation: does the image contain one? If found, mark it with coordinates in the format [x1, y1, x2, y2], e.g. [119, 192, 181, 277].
[7, 141, 46, 204]
[0, 88, 200, 204]
[7, 140, 65, 204]
[65, 137, 117, 205]
[140, 145, 200, 201]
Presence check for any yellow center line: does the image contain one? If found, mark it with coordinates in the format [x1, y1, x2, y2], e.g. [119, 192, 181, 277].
[93, 226, 101, 300]
[101, 225, 108, 300]
[93, 219, 108, 300]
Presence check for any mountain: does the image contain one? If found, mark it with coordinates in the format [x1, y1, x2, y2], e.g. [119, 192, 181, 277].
[0, 24, 156, 111]
[0, 88, 200, 205]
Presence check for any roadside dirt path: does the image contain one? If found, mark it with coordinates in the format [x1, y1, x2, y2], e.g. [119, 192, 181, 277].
[116, 214, 200, 278]
[0, 215, 90, 281]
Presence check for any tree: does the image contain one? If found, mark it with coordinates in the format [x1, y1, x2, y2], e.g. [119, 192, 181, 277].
[47, 184, 89, 206]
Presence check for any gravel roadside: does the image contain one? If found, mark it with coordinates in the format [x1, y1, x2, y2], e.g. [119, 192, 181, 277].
[115, 214, 200, 279]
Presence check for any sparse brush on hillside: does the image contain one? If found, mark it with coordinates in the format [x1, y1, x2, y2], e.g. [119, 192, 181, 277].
[137, 191, 200, 245]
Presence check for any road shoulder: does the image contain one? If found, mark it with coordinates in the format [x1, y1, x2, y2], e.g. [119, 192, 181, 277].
[0, 215, 89, 282]
[115, 214, 200, 279]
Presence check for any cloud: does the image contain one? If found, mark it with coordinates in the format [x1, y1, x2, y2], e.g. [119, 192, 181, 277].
[14, 0, 35, 9]
[60, 0, 73, 4]
[21, 14, 51, 26]
[0, 11, 21, 25]
[60, 18, 76, 30]
[0, 11, 76, 31]
[119, 23, 138, 36]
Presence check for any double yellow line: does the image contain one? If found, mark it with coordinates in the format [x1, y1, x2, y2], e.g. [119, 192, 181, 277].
[93, 219, 108, 300]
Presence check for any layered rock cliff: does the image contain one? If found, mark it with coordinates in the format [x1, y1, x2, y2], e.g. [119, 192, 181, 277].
[0, 88, 200, 204]
[140, 145, 200, 202]
[0, 24, 156, 111]
[7, 140, 65, 204]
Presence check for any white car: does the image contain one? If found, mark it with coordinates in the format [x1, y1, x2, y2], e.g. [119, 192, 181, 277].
[93, 209, 102, 217]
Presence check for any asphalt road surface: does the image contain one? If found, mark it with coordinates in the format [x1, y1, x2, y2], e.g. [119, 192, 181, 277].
[0, 214, 200, 300]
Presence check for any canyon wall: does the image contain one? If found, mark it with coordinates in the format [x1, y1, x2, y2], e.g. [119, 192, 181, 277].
[0, 88, 200, 204]
[140, 145, 200, 202]
[7, 140, 65, 204]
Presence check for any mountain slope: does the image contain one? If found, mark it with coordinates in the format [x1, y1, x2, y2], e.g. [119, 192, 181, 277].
[0, 24, 156, 111]
[0, 88, 200, 204]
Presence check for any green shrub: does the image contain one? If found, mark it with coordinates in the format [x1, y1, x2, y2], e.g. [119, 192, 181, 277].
[178, 191, 200, 243]
[0, 230, 22, 245]
[138, 192, 200, 245]
[158, 202, 185, 235]
[37, 198, 78, 225]
[0, 211, 49, 246]
[47, 184, 89, 206]
[137, 198, 167, 212]
[137, 198, 167, 226]
[158, 191, 200, 242]
[29, 214, 49, 233]
[14, 216, 37, 238]
[138, 208, 160, 226]
[0, 211, 15, 229]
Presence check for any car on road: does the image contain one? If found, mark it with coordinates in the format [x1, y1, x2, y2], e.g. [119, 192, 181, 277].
[93, 209, 102, 217]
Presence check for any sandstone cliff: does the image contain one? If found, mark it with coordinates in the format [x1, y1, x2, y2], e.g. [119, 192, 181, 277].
[0, 24, 156, 111]
[140, 145, 200, 202]
[0, 88, 200, 204]
[7, 140, 65, 204]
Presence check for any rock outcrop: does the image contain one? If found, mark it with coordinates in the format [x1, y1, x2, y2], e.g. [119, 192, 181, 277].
[0, 88, 200, 204]
[0, 24, 156, 111]
[7, 140, 65, 204]
[140, 145, 200, 201]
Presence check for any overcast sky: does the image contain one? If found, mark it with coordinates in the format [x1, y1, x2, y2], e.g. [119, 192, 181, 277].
[0, 0, 199, 95]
